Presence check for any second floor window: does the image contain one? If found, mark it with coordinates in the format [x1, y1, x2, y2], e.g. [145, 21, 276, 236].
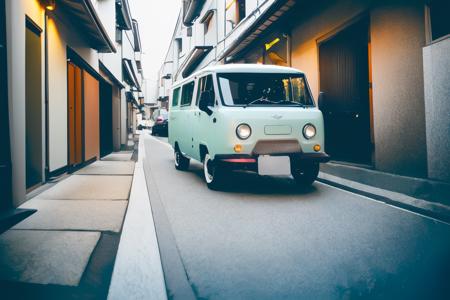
[226, 0, 246, 33]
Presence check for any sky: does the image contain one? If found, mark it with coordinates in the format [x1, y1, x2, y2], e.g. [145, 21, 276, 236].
[128, 0, 181, 99]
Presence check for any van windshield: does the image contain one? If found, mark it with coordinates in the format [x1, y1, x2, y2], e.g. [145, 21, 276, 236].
[217, 73, 314, 107]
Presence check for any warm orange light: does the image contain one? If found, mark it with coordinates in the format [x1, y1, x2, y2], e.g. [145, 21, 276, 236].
[234, 144, 242, 153]
[314, 144, 321, 152]
[265, 37, 280, 51]
[44, 0, 56, 11]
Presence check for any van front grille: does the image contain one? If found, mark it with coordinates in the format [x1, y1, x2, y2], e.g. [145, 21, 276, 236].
[252, 140, 301, 155]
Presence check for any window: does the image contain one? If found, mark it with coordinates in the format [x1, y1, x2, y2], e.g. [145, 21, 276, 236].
[429, 0, 450, 41]
[180, 81, 195, 106]
[226, 0, 246, 34]
[176, 38, 182, 56]
[218, 73, 314, 106]
[115, 27, 122, 43]
[172, 87, 181, 107]
[196, 75, 215, 106]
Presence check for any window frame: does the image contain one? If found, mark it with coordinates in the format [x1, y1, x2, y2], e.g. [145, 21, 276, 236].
[195, 74, 216, 106]
[216, 72, 316, 107]
[180, 80, 195, 107]
[171, 86, 181, 107]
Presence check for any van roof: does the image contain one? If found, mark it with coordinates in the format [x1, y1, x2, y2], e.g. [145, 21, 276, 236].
[202, 64, 304, 74]
[173, 64, 304, 87]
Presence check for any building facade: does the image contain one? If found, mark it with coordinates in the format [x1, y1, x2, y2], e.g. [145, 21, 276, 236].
[158, 0, 450, 183]
[1, 0, 145, 213]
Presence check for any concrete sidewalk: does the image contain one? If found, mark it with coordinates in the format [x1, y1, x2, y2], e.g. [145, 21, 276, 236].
[0, 152, 135, 299]
[319, 162, 450, 223]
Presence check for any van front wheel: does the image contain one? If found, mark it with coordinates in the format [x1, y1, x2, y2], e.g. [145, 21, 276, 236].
[203, 154, 224, 190]
[291, 163, 319, 186]
[174, 148, 190, 171]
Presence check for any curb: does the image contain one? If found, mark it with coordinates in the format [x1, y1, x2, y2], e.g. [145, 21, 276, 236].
[107, 135, 167, 300]
[318, 172, 450, 224]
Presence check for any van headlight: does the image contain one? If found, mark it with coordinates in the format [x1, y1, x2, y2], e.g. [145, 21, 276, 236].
[303, 124, 316, 139]
[236, 123, 252, 140]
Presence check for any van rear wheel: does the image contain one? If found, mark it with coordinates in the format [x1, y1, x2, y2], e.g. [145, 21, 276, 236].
[291, 163, 319, 186]
[174, 147, 190, 170]
[203, 154, 224, 190]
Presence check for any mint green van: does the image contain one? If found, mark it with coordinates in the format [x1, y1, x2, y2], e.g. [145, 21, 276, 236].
[168, 64, 329, 189]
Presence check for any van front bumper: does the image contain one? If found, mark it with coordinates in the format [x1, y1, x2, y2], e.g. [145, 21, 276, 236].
[214, 152, 330, 170]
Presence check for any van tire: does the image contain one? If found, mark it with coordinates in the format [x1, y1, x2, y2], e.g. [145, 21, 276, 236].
[203, 153, 224, 190]
[174, 147, 190, 170]
[291, 163, 319, 186]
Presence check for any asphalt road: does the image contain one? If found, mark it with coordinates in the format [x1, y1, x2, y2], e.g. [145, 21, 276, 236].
[143, 134, 450, 300]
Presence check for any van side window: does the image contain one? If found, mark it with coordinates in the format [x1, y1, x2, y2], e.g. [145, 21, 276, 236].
[196, 75, 215, 106]
[172, 87, 181, 107]
[180, 81, 195, 106]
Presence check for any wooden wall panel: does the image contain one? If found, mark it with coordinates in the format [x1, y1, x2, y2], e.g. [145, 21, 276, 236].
[75, 66, 83, 163]
[83, 71, 100, 161]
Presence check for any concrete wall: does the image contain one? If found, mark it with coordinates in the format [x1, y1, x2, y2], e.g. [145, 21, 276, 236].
[370, 1, 427, 178]
[6, 0, 44, 206]
[290, 0, 371, 99]
[98, 0, 122, 82]
[423, 37, 450, 183]
[289, 0, 427, 178]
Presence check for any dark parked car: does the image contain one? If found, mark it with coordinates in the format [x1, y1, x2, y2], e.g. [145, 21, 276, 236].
[152, 114, 168, 136]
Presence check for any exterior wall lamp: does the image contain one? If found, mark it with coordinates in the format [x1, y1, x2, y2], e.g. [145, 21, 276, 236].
[42, 0, 56, 11]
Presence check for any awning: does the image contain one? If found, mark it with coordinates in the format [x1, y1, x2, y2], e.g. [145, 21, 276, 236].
[218, 0, 295, 62]
[178, 46, 213, 79]
[125, 91, 135, 102]
[116, 0, 132, 30]
[99, 61, 125, 89]
[183, 0, 206, 26]
[56, 0, 116, 53]
[199, 9, 214, 24]
[132, 19, 142, 52]
[122, 59, 141, 91]
[126, 91, 140, 109]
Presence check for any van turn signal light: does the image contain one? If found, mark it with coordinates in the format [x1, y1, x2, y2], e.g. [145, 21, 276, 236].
[234, 144, 242, 153]
[314, 144, 321, 152]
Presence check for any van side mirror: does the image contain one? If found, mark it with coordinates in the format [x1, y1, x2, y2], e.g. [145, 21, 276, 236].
[199, 91, 213, 116]
[318, 92, 325, 110]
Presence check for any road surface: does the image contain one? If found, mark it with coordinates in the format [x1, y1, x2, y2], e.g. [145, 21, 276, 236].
[142, 134, 450, 300]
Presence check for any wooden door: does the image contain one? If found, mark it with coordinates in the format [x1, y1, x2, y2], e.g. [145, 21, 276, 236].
[68, 62, 83, 166]
[319, 18, 372, 165]
[83, 71, 100, 161]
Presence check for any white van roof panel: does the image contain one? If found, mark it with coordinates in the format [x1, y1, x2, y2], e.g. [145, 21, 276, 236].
[202, 64, 304, 74]
[172, 64, 305, 87]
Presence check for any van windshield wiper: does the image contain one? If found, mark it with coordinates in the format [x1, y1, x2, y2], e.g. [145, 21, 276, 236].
[277, 100, 305, 106]
[245, 97, 277, 107]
